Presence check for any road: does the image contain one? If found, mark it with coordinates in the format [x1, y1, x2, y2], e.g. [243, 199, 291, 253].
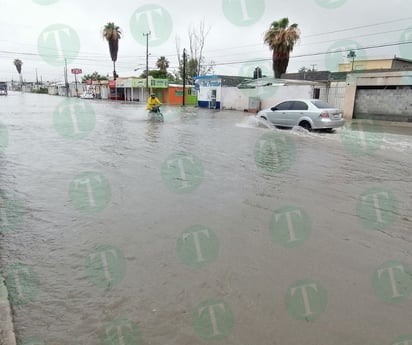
[0, 92, 411, 345]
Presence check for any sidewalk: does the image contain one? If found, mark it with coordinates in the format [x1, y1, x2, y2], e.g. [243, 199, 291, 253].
[0, 275, 16, 345]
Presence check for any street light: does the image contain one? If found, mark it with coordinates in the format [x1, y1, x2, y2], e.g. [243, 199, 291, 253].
[347, 50, 356, 71]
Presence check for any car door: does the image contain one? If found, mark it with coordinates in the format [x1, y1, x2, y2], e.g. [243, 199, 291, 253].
[287, 101, 309, 126]
[267, 101, 293, 126]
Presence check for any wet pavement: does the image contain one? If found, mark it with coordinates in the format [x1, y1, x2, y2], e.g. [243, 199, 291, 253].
[0, 92, 412, 345]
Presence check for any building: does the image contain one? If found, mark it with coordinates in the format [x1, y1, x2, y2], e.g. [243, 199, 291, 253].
[339, 57, 412, 72]
[165, 84, 197, 106]
[194, 75, 251, 109]
[109, 76, 169, 101]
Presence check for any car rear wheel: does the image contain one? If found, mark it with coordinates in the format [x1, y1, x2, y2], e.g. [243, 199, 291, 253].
[299, 121, 312, 131]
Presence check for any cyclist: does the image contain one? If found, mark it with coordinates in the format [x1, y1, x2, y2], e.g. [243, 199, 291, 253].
[146, 93, 161, 112]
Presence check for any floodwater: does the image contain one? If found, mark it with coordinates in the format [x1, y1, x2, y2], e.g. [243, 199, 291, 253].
[0, 92, 411, 345]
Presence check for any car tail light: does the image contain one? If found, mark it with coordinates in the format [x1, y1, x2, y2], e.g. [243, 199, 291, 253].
[320, 111, 330, 118]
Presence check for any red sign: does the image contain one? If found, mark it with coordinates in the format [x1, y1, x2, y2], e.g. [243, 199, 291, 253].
[71, 68, 82, 74]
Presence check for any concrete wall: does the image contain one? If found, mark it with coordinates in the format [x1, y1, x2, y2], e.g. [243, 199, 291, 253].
[220, 84, 317, 111]
[354, 88, 412, 121]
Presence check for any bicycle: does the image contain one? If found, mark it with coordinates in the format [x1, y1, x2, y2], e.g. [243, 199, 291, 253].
[148, 105, 164, 122]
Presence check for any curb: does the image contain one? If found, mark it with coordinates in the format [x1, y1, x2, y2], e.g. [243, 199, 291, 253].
[0, 275, 16, 345]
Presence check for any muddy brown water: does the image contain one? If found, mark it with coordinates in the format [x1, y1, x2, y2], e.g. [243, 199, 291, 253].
[0, 92, 411, 345]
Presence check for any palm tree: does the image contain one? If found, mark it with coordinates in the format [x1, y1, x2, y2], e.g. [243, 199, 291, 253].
[264, 18, 300, 78]
[13, 59, 23, 89]
[156, 56, 169, 73]
[102, 22, 121, 80]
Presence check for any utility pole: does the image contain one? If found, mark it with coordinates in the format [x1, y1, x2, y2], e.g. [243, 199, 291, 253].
[64, 58, 69, 97]
[182, 48, 186, 106]
[143, 31, 151, 96]
[35, 68, 39, 88]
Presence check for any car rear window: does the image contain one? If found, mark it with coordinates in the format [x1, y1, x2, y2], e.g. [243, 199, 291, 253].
[311, 100, 334, 109]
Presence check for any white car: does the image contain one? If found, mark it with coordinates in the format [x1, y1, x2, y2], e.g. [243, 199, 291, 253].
[257, 99, 344, 131]
[80, 91, 94, 99]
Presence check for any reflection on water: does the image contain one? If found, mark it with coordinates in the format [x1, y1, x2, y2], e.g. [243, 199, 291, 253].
[0, 92, 411, 345]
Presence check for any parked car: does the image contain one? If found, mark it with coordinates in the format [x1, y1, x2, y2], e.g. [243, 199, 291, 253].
[0, 89, 7, 96]
[80, 91, 94, 99]
[257, 99, 344, 131]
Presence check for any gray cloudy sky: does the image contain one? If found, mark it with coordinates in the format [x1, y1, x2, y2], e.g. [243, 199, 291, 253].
[0, 0, 411, 82]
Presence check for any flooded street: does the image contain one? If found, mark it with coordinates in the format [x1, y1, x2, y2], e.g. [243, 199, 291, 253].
[1, 92, 412, 345]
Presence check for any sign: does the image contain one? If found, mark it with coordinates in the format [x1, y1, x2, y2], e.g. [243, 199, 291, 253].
[151, 78, 169, 88]
[132, 78, 147, 88]
[71, 68, 82, 75]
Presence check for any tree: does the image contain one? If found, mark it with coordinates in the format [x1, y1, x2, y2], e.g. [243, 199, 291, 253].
[156, 56, 169, 73]
[102, 22, 121, 80]
[298, 66, 317, 73]
[13, 59, 23, 88]
[81, 72, 108, 83]
[264, 18, 300, 78]
[175, 19, 214, 83]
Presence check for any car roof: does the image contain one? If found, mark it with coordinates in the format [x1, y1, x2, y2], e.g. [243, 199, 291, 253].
[278, 99, 324, 102]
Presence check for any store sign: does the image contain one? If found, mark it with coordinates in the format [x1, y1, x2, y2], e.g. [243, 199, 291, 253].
[132, 78, 147, 88]
[151, 78, 169, 88]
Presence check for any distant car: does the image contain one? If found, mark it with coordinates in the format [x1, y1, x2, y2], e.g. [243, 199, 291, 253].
[257, 99, 344, 131]
[80, 91, 94, 99]
[0, 89, 7, 96]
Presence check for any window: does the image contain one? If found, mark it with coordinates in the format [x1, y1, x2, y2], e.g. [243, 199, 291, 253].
[291, 101, 308, 111]
[273, 101, 293, 111]
[311, 100, 333, 109]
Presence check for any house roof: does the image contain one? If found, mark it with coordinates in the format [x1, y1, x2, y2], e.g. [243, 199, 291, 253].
[195, 74, 253, 86]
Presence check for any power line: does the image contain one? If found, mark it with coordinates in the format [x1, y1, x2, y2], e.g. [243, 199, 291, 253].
[210, 40, 412, 67]
[303, 16, 412, 38]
